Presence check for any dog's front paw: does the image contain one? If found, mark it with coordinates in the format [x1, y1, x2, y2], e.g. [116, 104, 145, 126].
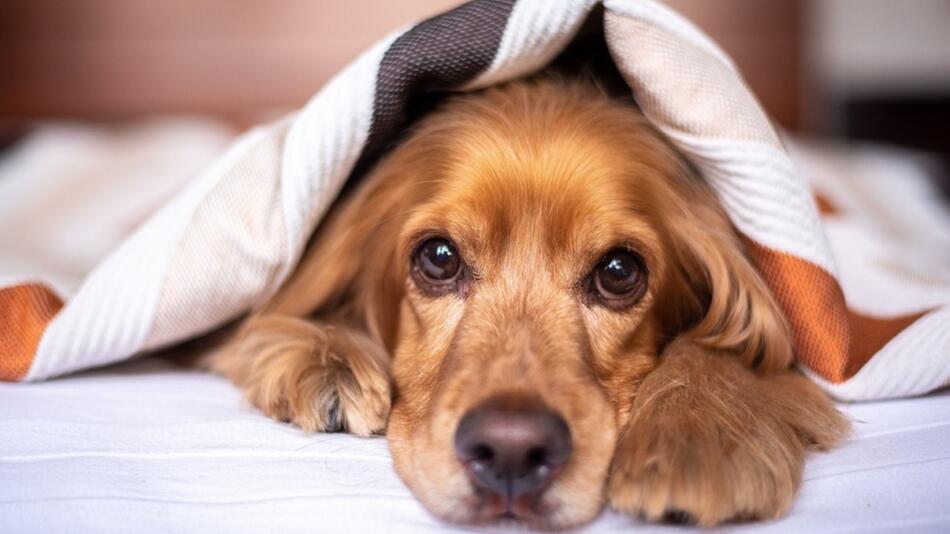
[607, 341, 847, 526]
[607, 400, 798, 526]
[213, 315, 391, 436]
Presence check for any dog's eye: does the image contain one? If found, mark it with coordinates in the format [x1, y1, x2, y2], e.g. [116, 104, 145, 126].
[414, 237, 462, 283]
[592, 249, 647, 307]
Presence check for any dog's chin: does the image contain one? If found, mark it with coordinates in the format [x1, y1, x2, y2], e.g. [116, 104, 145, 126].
[462, 490, 560, 529]
[414, 477, 600, 531]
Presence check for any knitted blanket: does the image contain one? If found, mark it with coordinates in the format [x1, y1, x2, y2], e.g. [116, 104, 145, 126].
[2, 0, 948, 400]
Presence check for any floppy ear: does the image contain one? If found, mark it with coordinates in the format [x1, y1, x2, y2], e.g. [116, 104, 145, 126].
[262, 148, 427, 350]
[661, 183, 794, 373]
[201, 153, 427, 435]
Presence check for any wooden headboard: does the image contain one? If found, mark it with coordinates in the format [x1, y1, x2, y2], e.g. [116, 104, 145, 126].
[0, 0, 802, 128]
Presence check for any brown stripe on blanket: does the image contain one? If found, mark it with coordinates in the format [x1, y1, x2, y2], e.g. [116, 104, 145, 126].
[348, 0, 516, 185]
[0, 283, 64, 381]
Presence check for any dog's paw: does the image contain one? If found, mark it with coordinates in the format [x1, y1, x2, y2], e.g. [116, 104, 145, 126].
[607, 403, 799, 526]
[607, 341, 847, 526]
[213, 315, 392, 436]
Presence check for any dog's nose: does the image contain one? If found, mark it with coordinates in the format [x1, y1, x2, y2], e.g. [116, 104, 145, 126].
[454, 400, 572, 501]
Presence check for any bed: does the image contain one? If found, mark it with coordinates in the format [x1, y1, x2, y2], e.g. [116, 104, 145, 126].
[1, 97, 950, 531]
[1, 355, 948, 533]
[0, 130, 948, 533]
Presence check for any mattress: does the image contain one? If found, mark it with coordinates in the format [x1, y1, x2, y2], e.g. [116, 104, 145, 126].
[1, 356, 948, 534]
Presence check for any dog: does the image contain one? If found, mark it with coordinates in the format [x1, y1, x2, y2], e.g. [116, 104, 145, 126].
[204, 77, 847, 529]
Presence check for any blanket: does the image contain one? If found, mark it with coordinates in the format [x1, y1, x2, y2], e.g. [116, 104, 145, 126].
[1, 0, 948, 400]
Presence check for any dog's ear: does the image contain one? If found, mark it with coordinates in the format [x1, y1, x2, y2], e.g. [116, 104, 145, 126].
[262, 151, 426, 350]
[660, 183, 793, 373]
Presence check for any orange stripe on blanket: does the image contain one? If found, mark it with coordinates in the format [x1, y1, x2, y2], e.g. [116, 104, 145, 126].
[813, 193, 840, 216]
[845, 309, 926, 378]
[743, 238, 927, 382]
[0, 283, 64, 381]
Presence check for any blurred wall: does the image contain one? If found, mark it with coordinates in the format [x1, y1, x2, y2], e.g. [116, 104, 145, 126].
[0, 0, 803, 127]
[805, 0, 950, 154]
[0, 0, 454, 123]
[808, 0, 950, 97]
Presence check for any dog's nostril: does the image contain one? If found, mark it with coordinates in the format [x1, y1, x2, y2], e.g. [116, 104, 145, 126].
[526, 446, 547, 467]
[454, 397, 572, 501]
[471, 444, 494, 462]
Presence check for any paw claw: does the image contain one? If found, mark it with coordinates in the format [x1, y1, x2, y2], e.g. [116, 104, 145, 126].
[661, 509, 696, 525]
[322, 395, 345, 433]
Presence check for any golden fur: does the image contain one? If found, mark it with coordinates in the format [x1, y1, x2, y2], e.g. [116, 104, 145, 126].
[204, 78, 848, 528]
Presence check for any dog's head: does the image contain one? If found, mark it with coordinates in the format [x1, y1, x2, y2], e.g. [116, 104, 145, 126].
[275, 79, 791, 528]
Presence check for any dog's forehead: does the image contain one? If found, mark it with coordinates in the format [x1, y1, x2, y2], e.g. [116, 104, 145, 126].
[401, 84, 682, 267]
[422, 134, 658, 266]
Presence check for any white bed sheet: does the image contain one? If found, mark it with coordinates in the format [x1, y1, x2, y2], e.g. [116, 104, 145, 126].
[1, 357, 948, 534]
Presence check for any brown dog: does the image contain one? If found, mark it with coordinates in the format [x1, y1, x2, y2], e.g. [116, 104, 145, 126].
[205, 78, 847, 529]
